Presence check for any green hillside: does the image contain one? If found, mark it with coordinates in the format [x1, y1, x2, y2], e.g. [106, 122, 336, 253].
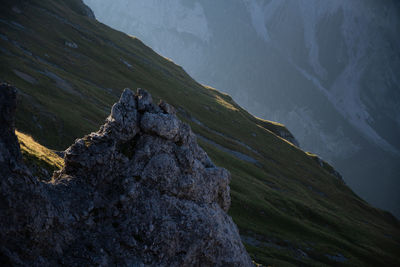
[1, 0, 399, 266]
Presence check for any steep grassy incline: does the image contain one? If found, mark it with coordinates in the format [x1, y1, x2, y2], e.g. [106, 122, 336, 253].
[16, 130, 63, 181]
[1, 0, 399, 266]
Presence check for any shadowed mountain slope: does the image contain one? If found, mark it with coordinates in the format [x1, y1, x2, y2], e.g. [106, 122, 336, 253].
[84, 0, 400, 218]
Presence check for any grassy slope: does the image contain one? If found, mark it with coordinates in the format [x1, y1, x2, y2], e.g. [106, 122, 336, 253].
[1, 0, 399, 265]
[16, 130, 63, 180]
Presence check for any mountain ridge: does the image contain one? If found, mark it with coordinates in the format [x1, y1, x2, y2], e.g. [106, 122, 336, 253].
[1, 0, 399, 265]
[84, 0, 400, 217]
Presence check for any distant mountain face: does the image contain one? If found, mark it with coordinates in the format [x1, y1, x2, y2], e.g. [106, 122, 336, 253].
[84, 0, 400, 216]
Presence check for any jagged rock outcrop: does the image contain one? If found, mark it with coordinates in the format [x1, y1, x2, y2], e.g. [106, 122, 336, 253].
[0, 83, 252, 266]
[277, 129, 299, 147]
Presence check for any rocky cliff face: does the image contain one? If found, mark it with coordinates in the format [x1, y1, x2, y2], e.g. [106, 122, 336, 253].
[0, 83, 24, 177]
[0, 83, 252, 266]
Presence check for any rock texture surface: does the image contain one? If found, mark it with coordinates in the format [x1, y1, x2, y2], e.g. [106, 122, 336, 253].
[0, 83, 252, 266]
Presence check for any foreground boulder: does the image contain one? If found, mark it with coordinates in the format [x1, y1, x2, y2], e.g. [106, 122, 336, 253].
[0, 83, 252, 266]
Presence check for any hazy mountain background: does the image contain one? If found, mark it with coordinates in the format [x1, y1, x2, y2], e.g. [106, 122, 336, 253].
[84, 0, 400, 217]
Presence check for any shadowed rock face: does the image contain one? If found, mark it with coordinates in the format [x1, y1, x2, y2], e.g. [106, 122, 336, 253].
[0, 84, 252, 266]
[0, 83, 24, 175]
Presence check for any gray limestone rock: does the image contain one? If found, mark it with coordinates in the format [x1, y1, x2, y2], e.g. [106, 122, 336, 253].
[0, 85, 253, 266]
[140, 112, 180, 140]
[159, 100, 176, 115]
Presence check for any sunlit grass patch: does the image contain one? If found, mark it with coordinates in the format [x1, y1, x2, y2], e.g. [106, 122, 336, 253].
[16, 130, 64, 170]
[255, 116, 285, 127]
[215, 94, 239, 111]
